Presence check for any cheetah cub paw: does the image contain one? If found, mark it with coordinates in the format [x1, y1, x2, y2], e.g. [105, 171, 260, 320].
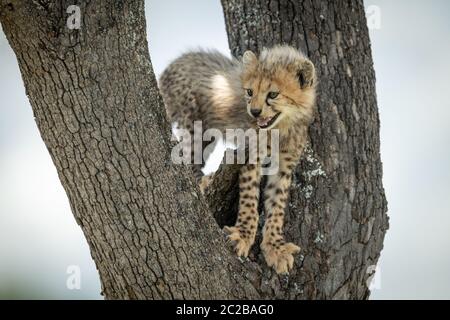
[224, 226, 255, 257]
[261, 241, 301, 274]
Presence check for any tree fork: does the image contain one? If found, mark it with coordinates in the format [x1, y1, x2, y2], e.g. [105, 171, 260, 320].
[219, 0, 389, 299]
[0, 0, 388, 299]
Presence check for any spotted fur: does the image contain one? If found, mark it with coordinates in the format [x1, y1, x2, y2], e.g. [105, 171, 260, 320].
[159, 45, 317, 274]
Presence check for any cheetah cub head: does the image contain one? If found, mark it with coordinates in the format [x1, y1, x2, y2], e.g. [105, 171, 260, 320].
[241, 45, 317, 132]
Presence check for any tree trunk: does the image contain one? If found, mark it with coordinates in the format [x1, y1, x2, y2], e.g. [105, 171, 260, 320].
[0, 0, 387, 300]
[0, 0, 259, 300]
[220, 0, 389, 299]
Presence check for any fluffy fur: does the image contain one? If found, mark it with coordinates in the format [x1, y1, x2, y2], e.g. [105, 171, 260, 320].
[159, 45, 317, 274]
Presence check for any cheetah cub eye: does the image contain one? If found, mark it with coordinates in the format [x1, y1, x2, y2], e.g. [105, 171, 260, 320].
[268, 92, 279, 99]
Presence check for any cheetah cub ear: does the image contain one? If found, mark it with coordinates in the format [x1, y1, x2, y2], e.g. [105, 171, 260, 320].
[297, 59, 316, 89]
[242, 50, 258, 68]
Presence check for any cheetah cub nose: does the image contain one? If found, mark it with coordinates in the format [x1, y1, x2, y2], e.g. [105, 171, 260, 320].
[250, 108, 262, 117]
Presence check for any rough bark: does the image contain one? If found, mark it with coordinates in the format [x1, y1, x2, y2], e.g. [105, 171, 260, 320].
[0, 0, 388, 300]
[220, 0, 389, 299]
[0, 0, 260, 300]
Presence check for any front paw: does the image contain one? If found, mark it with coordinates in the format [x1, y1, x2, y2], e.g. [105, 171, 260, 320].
[261, 241, 301, 274]
[224, 226, 254, 257]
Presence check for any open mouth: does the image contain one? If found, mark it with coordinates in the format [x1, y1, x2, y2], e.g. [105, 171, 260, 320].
[256, 112, 281, 129]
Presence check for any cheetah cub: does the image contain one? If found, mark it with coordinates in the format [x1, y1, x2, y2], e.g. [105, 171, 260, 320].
[159, 45, 317, 274]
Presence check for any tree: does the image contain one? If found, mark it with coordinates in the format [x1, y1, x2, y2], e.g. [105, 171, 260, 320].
[0, 0, 387, 299]
[217, 0, 390, 299]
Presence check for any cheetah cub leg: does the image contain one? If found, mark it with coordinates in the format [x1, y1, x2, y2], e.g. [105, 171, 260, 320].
[261, 152, 300, 274]
[224, 163, 261, 257]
